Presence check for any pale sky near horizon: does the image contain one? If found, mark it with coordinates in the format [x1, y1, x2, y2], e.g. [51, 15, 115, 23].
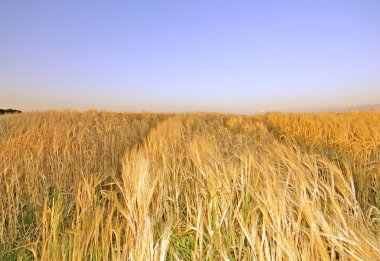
[1, 0, 380, 113]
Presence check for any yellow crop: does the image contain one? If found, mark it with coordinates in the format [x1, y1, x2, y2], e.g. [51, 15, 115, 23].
[1, 110, 379, 260]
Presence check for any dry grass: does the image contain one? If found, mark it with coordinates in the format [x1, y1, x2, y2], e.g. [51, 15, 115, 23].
[0, 110, 379, 260]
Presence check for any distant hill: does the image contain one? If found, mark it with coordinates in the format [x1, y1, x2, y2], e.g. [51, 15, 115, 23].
[0, 109, 22, 115]
[335, 104, 380, 112]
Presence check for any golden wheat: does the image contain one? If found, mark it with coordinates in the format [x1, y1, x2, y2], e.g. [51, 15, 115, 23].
[0, 111, 379, 260]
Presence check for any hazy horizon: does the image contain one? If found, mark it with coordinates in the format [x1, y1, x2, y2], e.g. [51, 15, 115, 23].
[1, 1, 380, 113]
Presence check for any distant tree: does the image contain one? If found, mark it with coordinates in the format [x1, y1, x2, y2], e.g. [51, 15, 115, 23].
[0, 109, 22, 115]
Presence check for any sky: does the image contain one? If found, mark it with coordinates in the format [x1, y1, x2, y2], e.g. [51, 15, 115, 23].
[1, 0, 380, 113]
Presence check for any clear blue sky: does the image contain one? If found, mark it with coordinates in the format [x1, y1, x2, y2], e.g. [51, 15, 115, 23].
[1, 0, 380, 113]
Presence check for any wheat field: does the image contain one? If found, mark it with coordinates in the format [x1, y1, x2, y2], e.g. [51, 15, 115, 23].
[0, 110, 379, 260]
